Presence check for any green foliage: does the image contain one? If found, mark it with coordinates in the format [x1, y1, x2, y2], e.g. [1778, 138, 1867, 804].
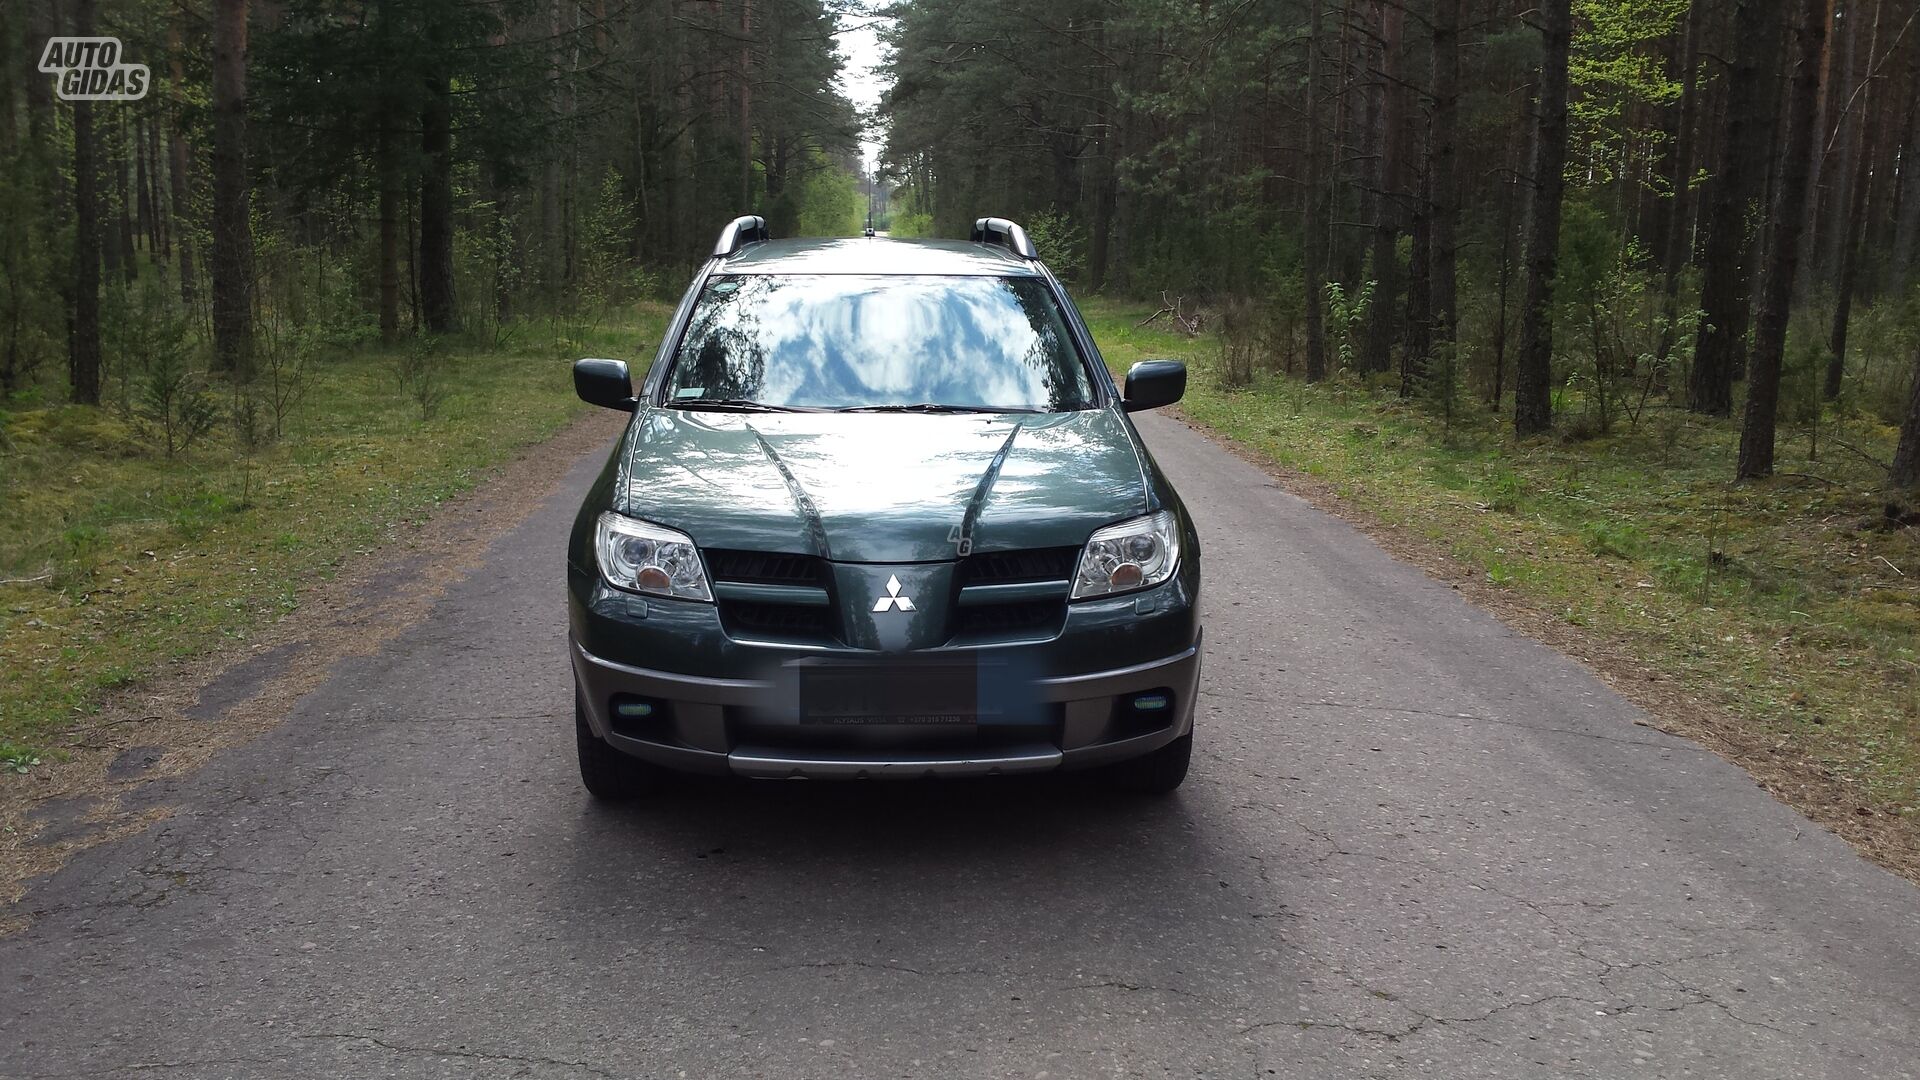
[1838, 286, 1920, 426]
[1, 742, 41, 774]
[1553, 201, 1665, 436]
[392, 335, 450, 420]
[2, 308, 671, 752]
[889, 210, 935, 238]
[133, 347, 222, 459]
[1324, 280, 1373, 370]
[1025, 209, 1089, 283]
[1483, 468, 1524, 513]
[1080, 294, 1920, 810]
[1569, 0, 1686, 185]
[791, 158, 865, 237]
[1217, 299, 1264, 389]
[575, 167, 647, 309]
[1581, 519, 1647, 558]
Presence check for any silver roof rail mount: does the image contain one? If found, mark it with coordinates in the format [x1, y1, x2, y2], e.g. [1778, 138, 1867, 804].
[970, 217, 1038, 259]
[714, 215, 771, 257]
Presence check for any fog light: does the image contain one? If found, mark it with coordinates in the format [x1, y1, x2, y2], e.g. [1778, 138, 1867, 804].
[612, 696, 657, 720]
[1131, 692, 1169, 712]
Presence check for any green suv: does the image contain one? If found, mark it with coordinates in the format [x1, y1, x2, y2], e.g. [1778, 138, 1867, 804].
[566, 216, 1201, 797]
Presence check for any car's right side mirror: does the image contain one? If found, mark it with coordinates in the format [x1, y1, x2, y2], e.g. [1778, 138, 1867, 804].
[574, 358, 636, 411]
[1122, 360, 1186, 412]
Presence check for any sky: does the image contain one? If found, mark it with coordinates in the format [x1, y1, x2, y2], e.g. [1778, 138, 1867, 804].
[836, 11, 890, 174]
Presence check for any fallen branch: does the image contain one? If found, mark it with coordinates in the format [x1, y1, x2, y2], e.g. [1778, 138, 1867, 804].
[1829, 436, 1890, 472]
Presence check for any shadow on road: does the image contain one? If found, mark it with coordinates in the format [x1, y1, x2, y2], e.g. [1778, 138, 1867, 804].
[541, 770, 1285, 997]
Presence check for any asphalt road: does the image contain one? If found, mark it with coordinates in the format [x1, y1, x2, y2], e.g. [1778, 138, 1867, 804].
[7, 410, 1920, 1079]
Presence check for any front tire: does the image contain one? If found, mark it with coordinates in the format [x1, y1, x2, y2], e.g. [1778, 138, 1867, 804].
[576, 695, 667, 801]
[1101, 732, 1192, 794]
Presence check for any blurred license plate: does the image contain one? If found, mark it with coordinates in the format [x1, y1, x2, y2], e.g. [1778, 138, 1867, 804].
[800, 662, 980, 726]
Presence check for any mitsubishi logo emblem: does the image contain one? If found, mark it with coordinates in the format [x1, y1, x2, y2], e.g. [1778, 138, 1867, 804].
[872, 575, 915, 613]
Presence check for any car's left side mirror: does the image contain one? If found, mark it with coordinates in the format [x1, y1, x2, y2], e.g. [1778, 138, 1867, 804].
[1122, 360, 1186, 412]
[574, 358, 636, 412]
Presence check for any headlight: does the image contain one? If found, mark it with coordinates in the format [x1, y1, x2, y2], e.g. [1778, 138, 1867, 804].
[595, 513, 712, 601]
[1071, 509, 1180, 600]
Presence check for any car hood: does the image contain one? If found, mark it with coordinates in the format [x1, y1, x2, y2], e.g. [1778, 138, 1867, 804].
[613, 408, 1150, 561]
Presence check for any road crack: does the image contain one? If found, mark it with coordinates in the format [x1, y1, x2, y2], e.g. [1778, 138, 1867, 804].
[301, 1033, 617, 1078]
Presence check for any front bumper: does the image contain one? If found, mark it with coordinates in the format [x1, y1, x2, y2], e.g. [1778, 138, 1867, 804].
[570, 636, 1201, 780]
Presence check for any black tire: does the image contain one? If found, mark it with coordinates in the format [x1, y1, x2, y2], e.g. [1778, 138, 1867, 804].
[1101, 732, 1193, 795]
[575, 695, 667, 801]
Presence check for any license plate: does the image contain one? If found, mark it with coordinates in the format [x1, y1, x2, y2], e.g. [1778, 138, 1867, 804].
[799, 661, 986, 726]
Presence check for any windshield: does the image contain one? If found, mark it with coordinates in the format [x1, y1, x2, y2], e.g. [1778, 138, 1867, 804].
[661, 274, 1098, 413]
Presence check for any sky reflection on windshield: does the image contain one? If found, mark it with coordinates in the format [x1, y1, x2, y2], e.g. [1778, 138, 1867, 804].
[665, 275, 1096, 412]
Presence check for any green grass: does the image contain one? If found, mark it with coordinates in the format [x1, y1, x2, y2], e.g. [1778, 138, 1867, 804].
[1082, 297, 1920, 811]
[0, 307, 667, 757]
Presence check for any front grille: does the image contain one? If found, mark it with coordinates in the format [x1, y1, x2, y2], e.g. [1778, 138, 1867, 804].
[708, 549, 838, 643]
[959, 546, 1080, 586]
[705, 549, 829, 586]
[951, 546, 1075, 643]
[951, 599, 1065, 639]
[723, 600, 835, 639]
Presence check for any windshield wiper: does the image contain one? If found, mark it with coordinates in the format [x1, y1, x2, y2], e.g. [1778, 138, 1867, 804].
[837, 402, 1038, 414]
[671, 398, 825, 413]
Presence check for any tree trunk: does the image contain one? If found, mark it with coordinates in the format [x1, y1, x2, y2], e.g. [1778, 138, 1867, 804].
[1890, 45, 1920, 287]
[419, 72, 456, 334]
[738, 0, 753, 211]
[115, 112, 136, 284]
[375, 0, 401, 342]
[167, 19, 197, 309]
[379, 122, 402, 342]
[1303, 0, 1330, 382]
[543, 0, 566, 288]
[1825, 0, 1882, 400]
[1428, 0, 1460, 363]
[1739, 0, 1829, 478]
[1890, 353, 1920, 488]
[210, 0, 254, 379]
[1690, 0, 1788, 415]
[1402, 162, 1431, 395]
[70, 0, 103, 406]
[1825, 120, 1872, 399]
[1657, 0, 1705, 369]
[136, 117, 157, 258]
[1363, 0, 1404, 375]
[1492, 168, 1517, 405]
[1515, 0, 1573, 437]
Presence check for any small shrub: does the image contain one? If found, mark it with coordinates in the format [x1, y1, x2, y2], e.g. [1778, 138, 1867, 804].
[1217, 299, 1264, 389]
[1024, 208, 1088, 284]
[1324, 280, 1374, 372]
[392, 335, 449, 420]
[1484, 469, 1524, 512]
[254, 314, 320, 439]
[1581, 520, 1646, 559]
[134, 348, 222, 458]
[1, 742, 41, 774]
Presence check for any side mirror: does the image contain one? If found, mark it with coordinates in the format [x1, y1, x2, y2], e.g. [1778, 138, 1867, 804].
[574, 358, 636, 412]
[1122, 360, 1186, 412]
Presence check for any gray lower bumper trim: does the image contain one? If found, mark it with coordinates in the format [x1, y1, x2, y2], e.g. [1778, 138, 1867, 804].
[728, 744, 1063, 780]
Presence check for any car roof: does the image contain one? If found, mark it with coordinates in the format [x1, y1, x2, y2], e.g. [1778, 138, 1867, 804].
[716, 237, 1041, 277]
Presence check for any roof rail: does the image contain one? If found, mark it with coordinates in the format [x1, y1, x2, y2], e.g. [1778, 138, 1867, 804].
[970, 217, 1038, 259]
[714, 215, 771, 257]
